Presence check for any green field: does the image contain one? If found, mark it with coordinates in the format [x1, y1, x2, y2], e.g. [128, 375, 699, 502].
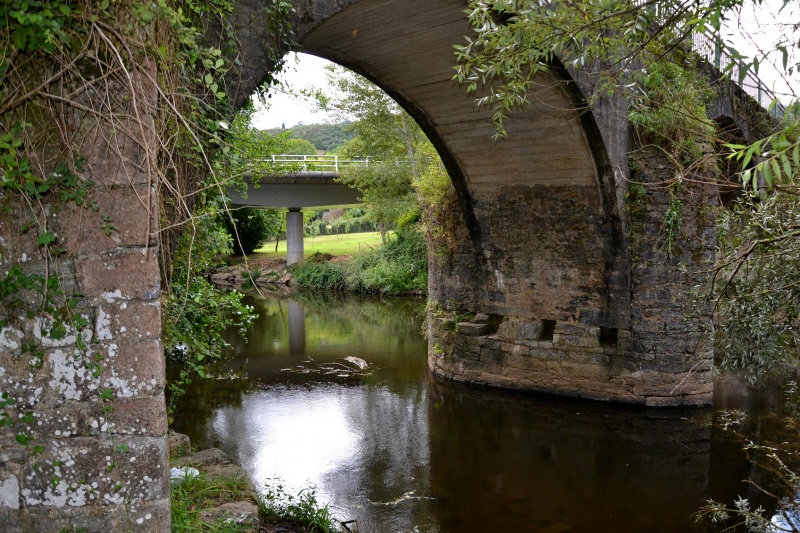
[254, 231, 385, 259]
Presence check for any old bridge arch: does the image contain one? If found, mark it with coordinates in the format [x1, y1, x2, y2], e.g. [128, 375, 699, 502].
[224, 0, 711, 405]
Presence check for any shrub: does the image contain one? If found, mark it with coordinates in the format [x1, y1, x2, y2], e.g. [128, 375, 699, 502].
[222, 207, 282, 255]
[292, 227, 427, 295]
[258, 483, 339, 533]
[293, 261, 347, 292]
[345, 227, 427, 294]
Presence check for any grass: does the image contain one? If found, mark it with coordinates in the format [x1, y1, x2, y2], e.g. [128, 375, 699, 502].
[171, 473, 255, 532]
[254, 231, 385, 259]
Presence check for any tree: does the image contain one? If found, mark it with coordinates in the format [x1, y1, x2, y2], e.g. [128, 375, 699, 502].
[315, 65, 446, 242]
[284, 137, 318, 155]
[454, 1, 797, 139]
[265, 123, 355, 152]
[221, 207, 282, 255]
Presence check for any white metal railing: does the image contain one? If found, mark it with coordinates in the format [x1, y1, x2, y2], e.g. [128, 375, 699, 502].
[264, 154, 371, 172]
[252, 155, 410, 173]
[691, 32, 785, 117]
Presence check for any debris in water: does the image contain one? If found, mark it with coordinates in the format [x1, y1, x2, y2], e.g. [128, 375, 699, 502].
[344, 356, 368, 370]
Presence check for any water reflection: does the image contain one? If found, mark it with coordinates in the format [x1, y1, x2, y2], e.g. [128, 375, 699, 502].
[172, 295, 789, 532]
[287, 299, 306, 356]
[428, 382, 711, 532]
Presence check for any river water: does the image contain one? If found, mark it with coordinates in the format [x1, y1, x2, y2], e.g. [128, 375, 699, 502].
[171, 295, 794, 532]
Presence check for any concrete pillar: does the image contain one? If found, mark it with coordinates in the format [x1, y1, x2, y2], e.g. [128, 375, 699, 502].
[286, 209, 304, 265]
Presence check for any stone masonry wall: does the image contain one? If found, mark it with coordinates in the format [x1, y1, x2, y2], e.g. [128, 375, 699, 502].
[428, 148, 716, 406]
[0, 61, 170, 530]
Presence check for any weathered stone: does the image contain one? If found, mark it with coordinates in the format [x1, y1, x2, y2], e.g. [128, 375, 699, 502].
[456, 322, 488, 336]
[76, 248, 160, 302]
[168, 432, 192, 458]
[18, 436, 167, 509]
[211, 272, 234, 284]
[472, 313, 490, 324]
[200, 500, 258, 527]
[109, 396, 168, 437]
[95, 301, 162, 345]
[40, 339, 163, 409]
[174, 448, 231, 468]
[55, 184, 158, 254]
[202, 464, 256, 494]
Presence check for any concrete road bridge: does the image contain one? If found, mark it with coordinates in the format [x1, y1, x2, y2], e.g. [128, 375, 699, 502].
[0, 0, 781, 529]
[229, 154, 368, 264]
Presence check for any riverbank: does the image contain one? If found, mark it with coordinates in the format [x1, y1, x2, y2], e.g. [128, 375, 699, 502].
[210, 228, 427, 296]
[168, 432, 345, 532]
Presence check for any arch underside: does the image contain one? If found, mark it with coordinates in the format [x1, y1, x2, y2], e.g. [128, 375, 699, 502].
[299, 0, 623, 313]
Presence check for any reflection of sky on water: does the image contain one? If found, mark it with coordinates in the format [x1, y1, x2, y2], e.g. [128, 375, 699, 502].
[210, 381, 433, 531]
[212, 387, 360, 496]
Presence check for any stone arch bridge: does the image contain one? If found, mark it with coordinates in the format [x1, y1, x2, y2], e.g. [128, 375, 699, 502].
[0, 0, 775, 529]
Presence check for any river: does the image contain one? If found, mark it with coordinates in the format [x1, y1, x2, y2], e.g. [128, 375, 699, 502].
[171, 294, 794, 532]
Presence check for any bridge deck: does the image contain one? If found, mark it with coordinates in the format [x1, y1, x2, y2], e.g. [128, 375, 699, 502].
[228, 170, 362, 210]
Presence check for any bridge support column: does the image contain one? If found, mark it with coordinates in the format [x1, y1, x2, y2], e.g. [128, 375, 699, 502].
[286, 209, 304, 265]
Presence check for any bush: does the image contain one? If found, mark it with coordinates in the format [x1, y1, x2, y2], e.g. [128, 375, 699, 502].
[384, 228, 427, 276]
[222, 207, 282, 255]
[293, 261, 347, 292]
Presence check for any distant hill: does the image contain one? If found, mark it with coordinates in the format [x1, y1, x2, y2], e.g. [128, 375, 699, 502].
[265, 122, 354, 152]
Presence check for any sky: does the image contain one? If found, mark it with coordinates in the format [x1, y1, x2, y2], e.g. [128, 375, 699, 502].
[722, 0, 799, 102]
[250, 53, 339, 130]
[250, 2, 798, 131]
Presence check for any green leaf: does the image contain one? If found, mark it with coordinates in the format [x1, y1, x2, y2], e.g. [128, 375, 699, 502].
[36, 231, 55, 246]
[770, 158, 782, 184]
[762, 162, 773, 188]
